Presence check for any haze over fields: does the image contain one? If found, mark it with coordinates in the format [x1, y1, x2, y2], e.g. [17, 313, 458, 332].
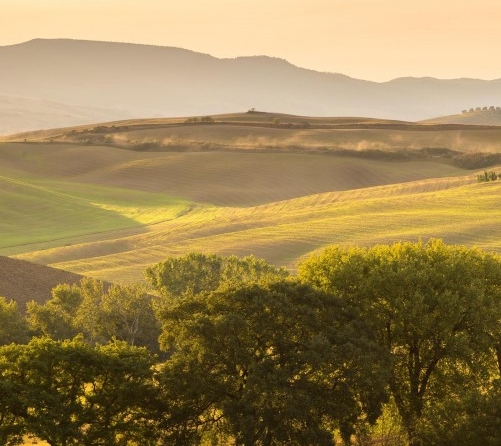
[1, 0, 501, 297]
[2, 3, 501, 444]
[1, 39, 501, 134]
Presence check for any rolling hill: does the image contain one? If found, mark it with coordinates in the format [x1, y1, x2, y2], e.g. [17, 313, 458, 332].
[2, 113, 501, 287]
[4, 112, 501, 155]
[0, 256, 83, 310]
[1, 39, 501, 134]
[422, 108, 501, 125]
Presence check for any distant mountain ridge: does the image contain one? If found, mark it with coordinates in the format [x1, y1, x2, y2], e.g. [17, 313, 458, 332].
[1, 38, 501, 134]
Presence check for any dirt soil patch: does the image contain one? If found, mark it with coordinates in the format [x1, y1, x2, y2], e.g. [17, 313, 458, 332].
[0, 256, 83, 311]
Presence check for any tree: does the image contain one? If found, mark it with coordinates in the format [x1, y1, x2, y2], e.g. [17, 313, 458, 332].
[17, 337, 96, 446]
[98, 283, 160, 352]
[73, 278, 106, 344]
[155, 279, 388, 445]
[0, 297, 28, 345]
[298, 239, 501, 446]
[82, 341, 159, 445]
[0, 337, 158, 446]
[0, 343, 26, 445]
[146, 252, 289, 298]
[28, 278, 161, 351]
[417, 379, 501, 445]
[26, 283, 82, 340]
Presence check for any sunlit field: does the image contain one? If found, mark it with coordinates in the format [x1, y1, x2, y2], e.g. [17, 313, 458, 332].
[1, 115, 500, 285]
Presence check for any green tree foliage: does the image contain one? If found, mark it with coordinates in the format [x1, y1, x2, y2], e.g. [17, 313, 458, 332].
[73, 278, 106, 344]
[155, 279, 388, 445]
[27, 279, 160, 351]
[298, 239, 501, 446]
[146, 252, 289, 298]
[99, 283, 160, 351]
[477, 170, 499, 182]
[80, 341, 159, 445]
[0, 337, 158, 446]
[421, 379, 501, 446]
[0, 297, 28, 345]
[27, 283, 82, 340]
[0, 344, 26, 445]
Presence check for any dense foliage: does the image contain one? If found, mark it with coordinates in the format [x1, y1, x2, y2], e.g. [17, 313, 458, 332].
[155, 280, 387, 445]
[1, 245, 501, 445]
[299, 239, 501, 446]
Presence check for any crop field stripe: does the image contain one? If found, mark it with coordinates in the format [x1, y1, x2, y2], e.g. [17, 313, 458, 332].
[0, 174, 89, 202]
[26, 181, 501, 284]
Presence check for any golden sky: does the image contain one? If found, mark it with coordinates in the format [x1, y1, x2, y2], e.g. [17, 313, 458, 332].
[1, 0, 500, 81]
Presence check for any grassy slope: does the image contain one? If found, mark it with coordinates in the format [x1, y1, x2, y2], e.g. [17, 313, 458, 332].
[0, 146, 191, 247]
[14, 172, 500, 285]
[2, 115, 500, 285]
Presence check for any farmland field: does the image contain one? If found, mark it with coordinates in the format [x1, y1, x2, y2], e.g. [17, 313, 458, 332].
[1, 114, 500, 286]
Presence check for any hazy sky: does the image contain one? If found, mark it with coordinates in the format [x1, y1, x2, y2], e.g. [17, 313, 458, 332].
[2, 0, 500, 81]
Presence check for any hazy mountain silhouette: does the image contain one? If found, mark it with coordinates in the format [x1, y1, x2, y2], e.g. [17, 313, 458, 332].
[1, 38, 501, 134]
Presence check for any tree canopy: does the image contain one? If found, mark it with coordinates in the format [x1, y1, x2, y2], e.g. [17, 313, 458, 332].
[155, 279, 388, 445]
[0, 337, 157, 446]
[299, 239, 501, 446]
[4, 243, 501, 444]
[27, 279, 160, 351]
[0, 297, 28, 345]
[145, 252, 289, 298]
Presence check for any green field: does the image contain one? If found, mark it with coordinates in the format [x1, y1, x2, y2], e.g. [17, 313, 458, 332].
[0, 173, 191, 249]
[1, 115, 501, 285]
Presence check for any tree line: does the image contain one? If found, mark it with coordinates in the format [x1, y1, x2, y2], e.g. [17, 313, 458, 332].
[477, 170, 499, 182]
[462, 106, 501, 114]
[2, 243, 501, 445]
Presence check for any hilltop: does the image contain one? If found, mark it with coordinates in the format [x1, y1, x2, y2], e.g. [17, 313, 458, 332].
[1, 39, 501, 133]
[423, 107, 501, 125]
[4, 112, 501, 156]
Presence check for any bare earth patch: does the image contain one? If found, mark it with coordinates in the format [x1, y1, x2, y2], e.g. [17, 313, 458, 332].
[0, 256, 83, 311]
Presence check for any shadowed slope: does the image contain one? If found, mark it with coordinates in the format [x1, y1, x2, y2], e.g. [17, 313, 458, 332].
[0, 256, 83, 311]
[0, 142, 468, 209]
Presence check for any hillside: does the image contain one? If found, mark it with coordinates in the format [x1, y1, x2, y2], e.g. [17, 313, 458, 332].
[423, 108, 501, 125]
[2, 112, 501, 287]
[14, 175, 501, 285]
[0, 256, 83, 310]
[4, 112, 501, 155]
[0, 94, 133, 135]
[1, 39, 501, 134]
[3, 130, 500, 285]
